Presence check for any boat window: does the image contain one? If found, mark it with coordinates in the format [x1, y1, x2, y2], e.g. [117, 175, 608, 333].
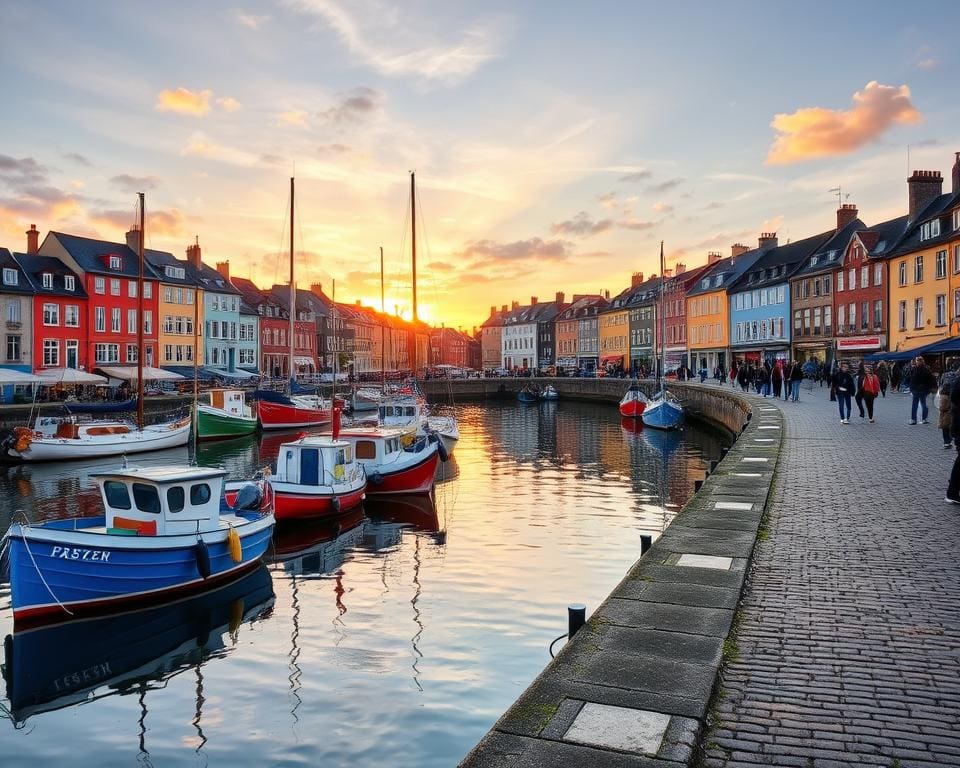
[132, 483, 161, 514]
[167, 486, 185, 513]
[356, 440, 377, 459]
[405, 407, 415, 417]
[190, 483, 212, 505]
[379, 406, 387, 419]
[104, 481, 131, 510]
[335, 449, 346, 465]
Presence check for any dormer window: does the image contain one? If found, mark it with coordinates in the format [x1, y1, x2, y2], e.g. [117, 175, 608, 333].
[920, 219, 941, 241]
[3, 268, 18, 286]
[810, 255, 819, 267]
[953, 208, 960, 232]
[42, 272, 53, 289]
[109, 255, 122, 270]
[700, 279, 709, 290]
[713, 275, 722, 287]
[164, 265, 186, 280]
[65, 275, 75, 291]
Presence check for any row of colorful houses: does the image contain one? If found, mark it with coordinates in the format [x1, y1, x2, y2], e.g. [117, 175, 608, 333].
[480, 152, 960, 375]
[0, 225, 481, 391]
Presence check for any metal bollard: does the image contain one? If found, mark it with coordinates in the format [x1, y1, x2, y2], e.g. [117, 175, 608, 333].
[721, 447, 729, 458]
[709, 459, 719, 473]
[694, 479, 703, 492]
[640, 535, 652, 554]
[568, 604, 586, 638]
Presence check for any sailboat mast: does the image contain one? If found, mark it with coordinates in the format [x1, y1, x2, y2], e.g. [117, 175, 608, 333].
[410, 172, 417, 323]
[137, 192, 145, 431]
[288, 176, 295, 385]
[332, 278, 336, 401]
[659, 240, 666, 395]
[380, 246, 386, 390]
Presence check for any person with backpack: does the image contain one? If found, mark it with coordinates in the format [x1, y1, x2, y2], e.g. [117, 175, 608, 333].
[860, 364, 880, 422]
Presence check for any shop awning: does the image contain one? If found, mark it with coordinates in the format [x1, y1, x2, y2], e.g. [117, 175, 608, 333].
[0, 368, 40, 385]
[207, 367, 259, 379]
[294, 356, 315, 367]
[865, 336, 960, 362]
[99, 365, 185, 381]
[36, 368, 107, 385]
[600, 355, 624, 365]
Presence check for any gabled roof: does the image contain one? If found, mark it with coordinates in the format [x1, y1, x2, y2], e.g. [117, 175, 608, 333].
[13, 253, 87, 299]
[45, 232, 162, 280]
[686, 249, 766, 298]
[231, 276, 282, 311]
[143, 250, 204, 287]
[729, 230, 838, 293]
[791, 218, 865, 278]
[557, 295, 607, 321]
[853, 214, 911, 260]
[193, 261, 240, 296]
[888, 191, 960, 259]
[480, 309, 507, 328]
[0, 248, 35, 295]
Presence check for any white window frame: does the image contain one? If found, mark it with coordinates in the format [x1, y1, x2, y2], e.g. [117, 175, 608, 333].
[111, 307, 121, 333]
[110, 278, 120, 296]
[2, 268, 17, 286]
[874, 263, 882, 286]
[898, 301, 907, 331]
[42, 338, 59, 366]
[915, 298, 924, 329]
[109, 255, 122, 270]
[937, 294, 947, 326]
[42, 302, 59, 326]
[41, 273, 53, 289]
[915, 255, 924, 283]
[95, 306, 105, 332]
[128, 309, 137, 334]
[937, 250, 947, 279]
[129, 280, 137, 298]
[65, 275, 75, 291]
[65, 304, 79, 327]
[94, 276, 105, 294]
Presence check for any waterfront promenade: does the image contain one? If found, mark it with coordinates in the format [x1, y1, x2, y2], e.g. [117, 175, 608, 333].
[701, 382, 960, 767]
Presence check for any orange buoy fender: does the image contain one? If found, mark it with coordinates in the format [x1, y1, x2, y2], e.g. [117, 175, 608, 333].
[227, 526, 242, 563]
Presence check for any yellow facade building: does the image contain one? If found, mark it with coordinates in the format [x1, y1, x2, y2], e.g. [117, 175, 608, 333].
[598, 304, 629, 372]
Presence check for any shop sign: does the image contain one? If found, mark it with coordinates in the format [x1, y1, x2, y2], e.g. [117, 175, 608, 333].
[836, 336, 882, 351]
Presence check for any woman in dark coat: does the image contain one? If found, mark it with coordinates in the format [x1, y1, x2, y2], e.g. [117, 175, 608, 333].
[945, 374, 960, 503]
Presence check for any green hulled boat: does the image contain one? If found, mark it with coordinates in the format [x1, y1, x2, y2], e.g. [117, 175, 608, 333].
[197, 390, 257, 441]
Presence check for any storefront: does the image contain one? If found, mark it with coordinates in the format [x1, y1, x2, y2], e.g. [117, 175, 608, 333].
[793, 341, 832, 366]
[600, 354, 625, 375]
[629, 345, 652, 377]
[835, 335, 884, 366]
[557, 356, 578, 372]
[577, 355, 598, 373]
[689, 348, 727, 377]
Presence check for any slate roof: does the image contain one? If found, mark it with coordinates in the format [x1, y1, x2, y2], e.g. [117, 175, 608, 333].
[45, 232, 162, 280]
[557, 295, 607, 321]
[194, 261, 240, 296]
[13, 253, 87, 299]
[231, 276, 284, 314]
[686, 249, 766, 298]
[143, 250, 204, 287]
[855, 214, 911, 260]
[791, 218, 865, 278]
[0, 248, 35, 295]
[888, 191, 960, 259]
[729, 230, 839, 293]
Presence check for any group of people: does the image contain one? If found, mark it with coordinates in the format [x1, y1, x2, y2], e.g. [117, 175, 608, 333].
[727, 359, 814, 402]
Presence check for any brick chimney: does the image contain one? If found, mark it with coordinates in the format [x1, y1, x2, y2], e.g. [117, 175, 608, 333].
[952, 152, 960, 195]
[215, 260, 230, 280]
[908, 170, 943, 221]
[675, 262, 686, 275]
[631, 271, 644, 287]
[836, 203, 859, 231]
[25, 224, 39, 255]
[604, 289, 610, 300]
[501, 304, 508, 313]
[310, 282, 324, 299]
[490, 305, 496, 317]
[186, 239, 202, 269]
[731, 244, 749, 258]
[663, 268, 674, 278]
[125, 227, 142, 254]
[758, 232, 778, 250]
[708, 251, 723, 264]
[530, 296, 538, 306]
[555, 291, 564, 305]
[511, 300, 519, 311]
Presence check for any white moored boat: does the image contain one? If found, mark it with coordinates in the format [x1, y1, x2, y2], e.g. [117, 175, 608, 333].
[377, 395, 458, 457]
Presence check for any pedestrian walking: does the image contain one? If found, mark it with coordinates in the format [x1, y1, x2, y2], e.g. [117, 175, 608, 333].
[945, 374, 960, 504]
[939, 377, 955, 449]
[854, 361, 867, 418]
[788, 360, 804, 402]
[860, 364, 880, 422]
[737, 364, 749, 392]
[832, 361, 855, 423]
[877, 361, 889, 397]
[909, 355, 936, 424]
[771, 362, 783, 399]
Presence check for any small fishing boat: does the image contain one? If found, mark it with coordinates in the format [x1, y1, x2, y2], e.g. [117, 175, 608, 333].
[337, 426, 441, 496]
[258, 412, 366, 521]
[377, 395, 459, 456]
[3, 466, 275, 628]
[63, 396, 138, 415]
[2, 565, 275, 725]
[619, 383, 648, 418]
[351, 387, 383, 413]
[255, 389, 334, 430]
[197, 389, 257, 440]
[3, 415, 192, 462]
[517, 386, 538, 404]
[540, 384, 559, 401]
[642, 241, 684, 431]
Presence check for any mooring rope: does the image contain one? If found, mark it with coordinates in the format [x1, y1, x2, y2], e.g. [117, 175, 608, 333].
[16, 512, 73, 616]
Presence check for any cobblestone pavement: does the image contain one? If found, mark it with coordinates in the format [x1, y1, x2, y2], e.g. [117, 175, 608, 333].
[700, 382, 960, 767]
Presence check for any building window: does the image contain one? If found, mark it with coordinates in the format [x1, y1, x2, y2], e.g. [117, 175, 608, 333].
[861, 266, 868, 288]
[898, 300, 907, 331]
[109, 255, 122, 270]
[955, 290, 960, 323]
[937, 250, 947, 279]
[129, 280, 137, 298]
[65, 304, 79, 327]
[955, 245, 960, 274]
[920, 219, 941, 241]
[954, 208, 960, 232]
[823, 274, 831, 294]
[793, 310, 801, 333]
[126, 344, 138, 363]
[65, 275, 75, 291]
[861, 301, 869, 330]
[813, 279, 821, 297]
[110, 278, 120, 296]
[898, 261, 906, 287]
[42, 339, 59, 366]
[2, 268, 17, 286]
[6, 335, 20, 361]
[186, 288, 194, 305]
[937, 294, 947, 326]
[144, 282, 152, 299]
[915, 255, 924, 283]
[42, 303, 59, 325]
[837, 271, 844, 292]
[838, 304, 845, 332]
[824, 306, 832, 333]
[914, 298, 924, 329]
[874, 263, 882, 286]
[848, 268, 856, 291]
[873, 300, 882, 329]
[95, 276, 105, 294]
[95, 306, 105, 332]
[42, 273, 53, 289]
[849, 302, 856, 332]
[164, 286, 173, 303]
[144, 311, 153, 334]
[95, 343, 120, 363]
[111, 307, 121, 332]
[6, 299, 20, 323]
[128, 309, 137, 334]
[813, 307, 822, 335]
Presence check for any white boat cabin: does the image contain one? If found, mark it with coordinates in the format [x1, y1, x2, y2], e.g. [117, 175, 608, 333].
[34, 416, 130, 439]
[378, 397, 423, 427]
[209, 389, 249, 417]
[90, 466, 227, 536]
[276, 437, 358, 486]
[338, 428, 407, 465]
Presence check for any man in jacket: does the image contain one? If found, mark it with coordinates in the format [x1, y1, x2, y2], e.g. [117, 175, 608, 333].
[909, 355, 937, 425]
[832, 362, 856, 423]
[789, 360, 804, 402]
[945, 373, 960, 503]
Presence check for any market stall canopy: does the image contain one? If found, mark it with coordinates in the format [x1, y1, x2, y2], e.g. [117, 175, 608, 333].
[863, 336, 960, 363]
[0, 369, 40, 384]
[36, 368, 108, 385]
[205, 367, 258, 380]
[98, 365, 186, 381]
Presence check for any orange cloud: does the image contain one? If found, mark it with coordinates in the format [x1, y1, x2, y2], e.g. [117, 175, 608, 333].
[767, 81, 921, 165]
[155, 87, 212, 115]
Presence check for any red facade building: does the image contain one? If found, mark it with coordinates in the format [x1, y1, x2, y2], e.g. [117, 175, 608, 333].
[21, 254, 88, 371]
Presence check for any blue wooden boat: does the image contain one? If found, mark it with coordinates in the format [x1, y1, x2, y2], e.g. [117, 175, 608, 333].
[3, 466, 275, 628]
[2, 564, 275, 725]
[63, 396, 138, 414]
[517, 387, 538, 404]
[641, 393, 684, 430]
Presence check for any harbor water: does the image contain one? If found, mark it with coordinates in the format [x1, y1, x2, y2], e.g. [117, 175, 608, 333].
[0, 400, 726, 766]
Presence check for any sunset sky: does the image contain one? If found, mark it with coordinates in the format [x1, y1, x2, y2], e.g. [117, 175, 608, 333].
[1, 1, 959, 330]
